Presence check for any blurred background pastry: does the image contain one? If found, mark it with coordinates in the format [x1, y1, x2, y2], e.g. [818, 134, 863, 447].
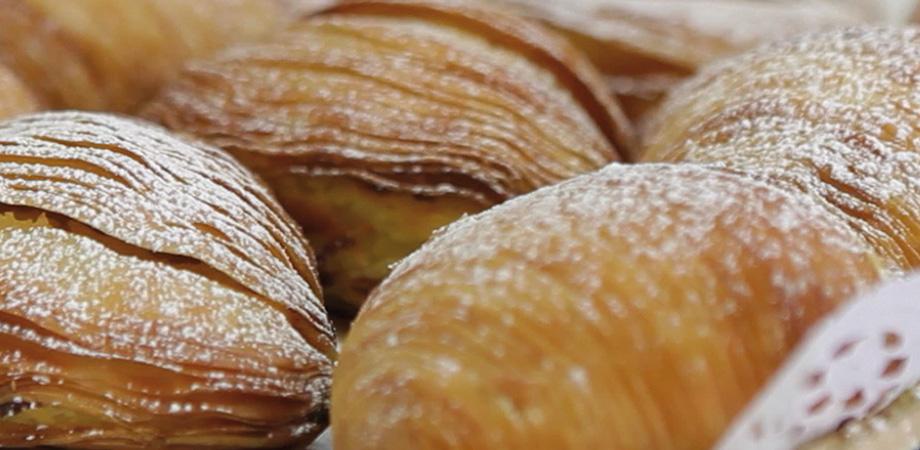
[0, 65, 35, 119]
[482, 0, 867, 132]
[0, 0, 288, 112]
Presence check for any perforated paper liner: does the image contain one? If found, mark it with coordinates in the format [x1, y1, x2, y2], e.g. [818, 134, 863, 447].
[716, 272, 920, 449]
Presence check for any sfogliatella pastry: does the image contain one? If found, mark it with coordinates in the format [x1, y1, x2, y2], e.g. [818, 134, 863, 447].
[0, 112, 335, 448]
[333, 164, 883, 450]
[143, 0, 631, 311]
[0, 65, 35, 119]
[486, 0, 861, 126]
[0, 0, 286, 112]
[641, 27, 920, 272]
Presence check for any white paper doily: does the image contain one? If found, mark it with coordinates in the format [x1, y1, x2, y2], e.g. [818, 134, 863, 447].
[716, 272, 920, 449]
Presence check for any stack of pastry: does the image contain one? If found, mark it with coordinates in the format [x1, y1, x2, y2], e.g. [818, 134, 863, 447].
[0, 0, 918, 449]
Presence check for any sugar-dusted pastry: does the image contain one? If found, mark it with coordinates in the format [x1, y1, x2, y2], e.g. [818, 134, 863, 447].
[143, 0, 631, 311]
[332, 164, 883, 450]
[0, 112, 335, 448]
[0, 0, 286, 112]
[0, 65, 35, 119]
[487, 0, 861, 125]
[641, 27, 920, 272]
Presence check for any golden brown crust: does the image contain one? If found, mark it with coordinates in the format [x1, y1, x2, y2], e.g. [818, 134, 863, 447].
[143, 0, 628, 309]
[0, 112, 334, 448]
[641, 27, 920, 273]
[333, 164, 882, 450]
[0, 0, 285, 112]
[0, 65, 36, 119]
[319, 0, 635, 157]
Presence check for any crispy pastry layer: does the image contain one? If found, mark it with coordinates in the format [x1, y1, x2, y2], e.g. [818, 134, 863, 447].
[642, 27, 920, 273]
[0, 112, 335, 448]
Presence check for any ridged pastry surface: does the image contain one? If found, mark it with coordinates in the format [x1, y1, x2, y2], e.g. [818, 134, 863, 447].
[642, 27, 920, 273]
[333, 164, 882, 450]
[144, 0, 630, 310]
[0, 0, 285, 112]
[0, 112, 334, 448]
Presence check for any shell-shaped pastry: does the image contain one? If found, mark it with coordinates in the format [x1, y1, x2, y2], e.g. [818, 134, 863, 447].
[143, 0, 631, 311]
[0, 0, 286, 112]
[641, 27, 920, 273]
[0, 65, 35, 119]
[332, 164, 882, 450]
[0, 112, 335, 448]
[487, 0, 861, 126]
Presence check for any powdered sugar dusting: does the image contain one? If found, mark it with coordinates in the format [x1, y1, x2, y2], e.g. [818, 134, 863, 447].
[0, 220, 325, 379]
[643, 27, 920, 271]
[0, 112, 333, 347]
[0, 112, 334, 446]
[337, 164, 881, 449]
